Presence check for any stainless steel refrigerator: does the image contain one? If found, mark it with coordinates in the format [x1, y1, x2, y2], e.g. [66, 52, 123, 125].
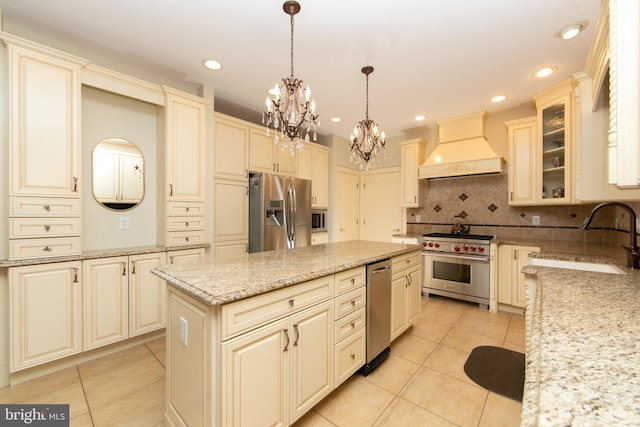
[248, 172, 312, 253]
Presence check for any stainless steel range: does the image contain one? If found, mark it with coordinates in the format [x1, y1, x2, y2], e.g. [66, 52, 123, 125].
[420, 233, 492, 309]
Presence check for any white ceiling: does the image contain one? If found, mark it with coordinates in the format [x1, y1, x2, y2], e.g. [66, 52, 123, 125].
[0, 0, 602, 139]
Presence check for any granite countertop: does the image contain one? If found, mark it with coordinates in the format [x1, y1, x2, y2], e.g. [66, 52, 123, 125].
[151, 240, 420, 306]
[0, 243, 210, 268]
[519, 251, 640, 426]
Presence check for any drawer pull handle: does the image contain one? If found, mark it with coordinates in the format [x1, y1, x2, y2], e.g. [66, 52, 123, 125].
[43, 246, 52, 252]
[289, 299, 295, 307]
[121, 262, 127, 276]
[73, 267, 79, 283]
[131, 260, 136, 275]
[351, 300, 356, 307]
[44, 205, 51, 212]
[185, 221, 190, 227]
[350, 278, 355, 284]
[186, 207, 190, 212]
[351, 322, 356, 329]
[169, 256, 175, 264]
[293, 323, 299, 347]
[351, 353, 356, 360]
[283, 329, 290, 352]
[44, 225, 51, 232]
[185, 237, 190, 242]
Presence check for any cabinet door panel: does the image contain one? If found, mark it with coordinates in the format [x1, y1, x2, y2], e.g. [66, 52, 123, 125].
[222, 319, 289, 427]
[10, 47, 80, 197]
[10, 262, 81, 371]
[390, 274, 407, 341]
[129, 253, 165, 336]
[215, 117, 249, 180]
[214, 180, 248, 241]
[290, 302, 334, 422]
[407, 267, 422, 324]
[84, 257, 129, 350]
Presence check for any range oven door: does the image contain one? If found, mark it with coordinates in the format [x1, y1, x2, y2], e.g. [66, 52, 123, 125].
[421, 252, 490, 303]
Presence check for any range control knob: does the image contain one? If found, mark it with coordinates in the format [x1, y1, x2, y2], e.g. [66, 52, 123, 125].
[422, 241, 428, 247]
[454, 246, 461, 252]
[463, 245, 469, 251]
[478, 247, 485, 253]
[428, 242, 434, 248]
[470, 246, 477, 252]
[434, 243, 440, 248]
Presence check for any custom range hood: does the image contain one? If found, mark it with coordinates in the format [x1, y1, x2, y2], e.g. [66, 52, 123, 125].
[418, 111, 505, 179]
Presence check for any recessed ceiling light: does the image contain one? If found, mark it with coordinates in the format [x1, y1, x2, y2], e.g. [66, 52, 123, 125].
[490, 95, 507, 103]
[533, 67, 557, 78]
[330, 117, 341, 123]
[556, 22, 587, 40]
[414, 115, 426, 122]
[202, 59, 222, 70]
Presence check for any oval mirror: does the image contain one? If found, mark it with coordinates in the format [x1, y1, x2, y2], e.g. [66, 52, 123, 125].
[92, 138, 144, 211]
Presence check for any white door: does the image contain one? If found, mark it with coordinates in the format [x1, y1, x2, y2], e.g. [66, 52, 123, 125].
[361, 169, 403, 242]
[335, 167, 360, 242]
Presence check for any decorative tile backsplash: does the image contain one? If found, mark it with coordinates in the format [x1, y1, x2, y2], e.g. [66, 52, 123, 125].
[406, 174, 640, 246]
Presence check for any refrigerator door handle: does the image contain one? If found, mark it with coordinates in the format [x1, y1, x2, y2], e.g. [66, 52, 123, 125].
[291, 185, 297, 245]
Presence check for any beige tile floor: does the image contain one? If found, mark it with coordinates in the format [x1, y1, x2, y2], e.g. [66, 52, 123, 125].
[0, 295, 524, 426]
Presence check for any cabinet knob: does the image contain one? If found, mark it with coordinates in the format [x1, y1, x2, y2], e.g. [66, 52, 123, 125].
[43, 205, 51, 212]
[350, 278, 355, 284]
[351, 322, 356, 329]
[289, 299, 295, 307]
[350, 353, 355, 360]
[44, 225, 51, 232]
[351, 300, 356, 307]
[43, 246, 52, 252]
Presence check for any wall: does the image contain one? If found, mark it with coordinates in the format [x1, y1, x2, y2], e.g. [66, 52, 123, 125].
[81, 86, 159, 250]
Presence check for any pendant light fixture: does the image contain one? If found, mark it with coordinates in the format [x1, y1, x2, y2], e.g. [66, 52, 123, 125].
[262, 1, 319, 155]
[350, 66, 386, 170]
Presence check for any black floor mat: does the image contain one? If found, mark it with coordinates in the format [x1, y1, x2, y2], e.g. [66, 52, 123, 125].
[463, 345, 525, 402]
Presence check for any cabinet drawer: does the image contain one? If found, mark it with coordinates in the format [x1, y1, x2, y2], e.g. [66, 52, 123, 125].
[335, 328, 365, 387]
[10, 196, 80, 217]
[166, 201, 205, 217]
[392, 252, 420, 274]
[222, 275, 335, 340]
[10, 237, 81, 260]
[165, 216, 205, 232]
[335, 266, 365, 295]
[10, 217, 81, 238]
[335, 307, 365, 343]
[165, 230, 206, 246]
[334, 287, 366, 320]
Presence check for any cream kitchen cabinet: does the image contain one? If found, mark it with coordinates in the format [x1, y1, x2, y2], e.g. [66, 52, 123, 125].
[10, 261, 82, 371]
[83, 257, 129, 350]
[128, 252, 166, 336]
[333, 267, 366, 387]
[213, 179, 248, 258]
[400, 139, 426, 207]
[361, 168, 404, 242]
[3, 34, 87, 260]
[220, 275, 335, 426]
[166, 247, 205, 265]
[506, 117, 537, 205]
[162, 88, 208, 247]
[497, 244, 540, 310]
[297, 141, 329, 208]
[390, 252, 421, 341]
[84, 251, 166, 349]
[214, 114, 250, 181]
[531, 78, 576, 204]
[249, 128, 297, 177]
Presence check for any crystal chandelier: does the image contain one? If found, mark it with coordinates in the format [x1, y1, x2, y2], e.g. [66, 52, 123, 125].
[350, 66, 386, 170]
[262, 1, 319, 155]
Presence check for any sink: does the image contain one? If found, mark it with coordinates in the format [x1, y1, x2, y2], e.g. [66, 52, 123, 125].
[528, 258, 626, 274]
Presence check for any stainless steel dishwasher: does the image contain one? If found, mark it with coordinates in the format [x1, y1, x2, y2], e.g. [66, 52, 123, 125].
[361, 258, 392, 376]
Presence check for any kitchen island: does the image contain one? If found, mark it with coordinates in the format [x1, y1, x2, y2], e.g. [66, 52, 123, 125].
[520, 254, 640, 426]
[151, 240, 421, 427]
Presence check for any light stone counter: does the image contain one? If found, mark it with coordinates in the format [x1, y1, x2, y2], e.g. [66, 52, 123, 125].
[520, 253, 640, 426]
[151, 240, 420, 305]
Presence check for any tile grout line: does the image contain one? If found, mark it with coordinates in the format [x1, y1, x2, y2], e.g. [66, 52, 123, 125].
[75, 364, 96, 426]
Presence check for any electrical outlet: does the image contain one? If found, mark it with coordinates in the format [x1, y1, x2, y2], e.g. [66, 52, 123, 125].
[416, 214, 421, 222]
[180, 317, 188, 346]
[532, 215, 541, 226]
[119, 216, 130, 230]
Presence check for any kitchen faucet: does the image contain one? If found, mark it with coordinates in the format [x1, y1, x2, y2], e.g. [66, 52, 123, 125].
[582, 202, 639, 269]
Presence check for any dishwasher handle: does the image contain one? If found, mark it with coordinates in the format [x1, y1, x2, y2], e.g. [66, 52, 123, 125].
[371, 265, 391, 274]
